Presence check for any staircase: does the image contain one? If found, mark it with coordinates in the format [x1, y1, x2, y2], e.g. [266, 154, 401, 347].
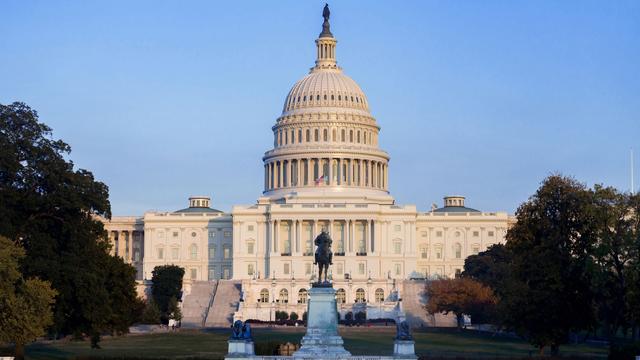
[402, 280, 457, 328]
[204, 280, 241, 327]
[181, 280, 217, 328]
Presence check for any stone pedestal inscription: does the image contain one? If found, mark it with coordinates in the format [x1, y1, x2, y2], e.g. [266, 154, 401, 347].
[293, 286, 351, 358]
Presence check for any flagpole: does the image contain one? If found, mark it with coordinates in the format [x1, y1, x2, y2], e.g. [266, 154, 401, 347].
[632, 148, 635, 194]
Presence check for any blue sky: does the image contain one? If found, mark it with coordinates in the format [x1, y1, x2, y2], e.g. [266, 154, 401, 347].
[1, 1, 639, 215]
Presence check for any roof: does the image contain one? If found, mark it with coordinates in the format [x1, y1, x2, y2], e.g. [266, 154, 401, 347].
[433, 206, 480, 213]
[174, 207, 223, 214]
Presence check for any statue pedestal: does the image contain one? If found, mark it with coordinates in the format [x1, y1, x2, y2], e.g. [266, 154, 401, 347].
[227, 339, 255, 357]
[293, 285, 351, 358]
[393, 340, 416, 358]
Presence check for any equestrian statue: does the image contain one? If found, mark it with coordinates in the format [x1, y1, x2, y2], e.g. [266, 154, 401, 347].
[313, 230, 333, 284]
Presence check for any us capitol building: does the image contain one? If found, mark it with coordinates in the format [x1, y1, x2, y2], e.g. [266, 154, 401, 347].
[104, 8, 513, 327]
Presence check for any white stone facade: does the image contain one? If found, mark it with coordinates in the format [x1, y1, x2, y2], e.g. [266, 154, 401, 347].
[102, 11, 514, 316]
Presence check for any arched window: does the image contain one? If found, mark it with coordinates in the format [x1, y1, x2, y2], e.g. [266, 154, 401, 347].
[298, 129, 302, 143]
[336, 288, 346, 304]
[349, 130, 353, 142]
[189, 244, 198, 260]
[323, 129, 328, 141]
[298, 289, 308, 304]
[357, 130, 361, 143]
[355, 288, 366, 303]
[316, 94, 320, 101]
[314, 129, 319, 142]
[332, 129, 336, 141]
[306, 129, 310, 142]
[260, 289, 269, 303]
[341, 129, 345, 142]
[454, 243, 462, 259]
[279, 289, 289, 303]
[375, 288, 384, 303]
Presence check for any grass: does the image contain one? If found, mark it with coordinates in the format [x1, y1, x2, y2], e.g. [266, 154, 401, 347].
[0, 327, 608, 359]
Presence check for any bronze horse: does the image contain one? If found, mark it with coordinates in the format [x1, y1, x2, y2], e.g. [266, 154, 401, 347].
[314, 230, 333, 283]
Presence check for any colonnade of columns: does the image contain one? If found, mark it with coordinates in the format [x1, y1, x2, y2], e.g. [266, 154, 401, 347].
[109, 230, 143, 263]
[264, 157, 388, 191]
[267, 219, 375, 256]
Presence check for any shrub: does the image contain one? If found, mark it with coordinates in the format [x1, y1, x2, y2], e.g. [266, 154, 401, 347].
[290, 312, 299, 321]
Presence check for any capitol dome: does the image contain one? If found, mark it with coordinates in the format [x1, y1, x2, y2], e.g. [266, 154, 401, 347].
[283, 70, 370, 115]
[261, 6, 392, 203]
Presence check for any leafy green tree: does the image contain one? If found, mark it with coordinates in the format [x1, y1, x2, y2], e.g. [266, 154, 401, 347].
[463, 244, 512, 295]
[503, 175, 597, 355]
[289, 312, 299, 322]
[589, 186, 639, 339]
[0, 102, 142, 346]
[141, 300, 162, 324]
[168, 296, 182, 322]
[151, 265, 184, 324]
[426, 277, 496, 329]
[0, 236, 57, 360]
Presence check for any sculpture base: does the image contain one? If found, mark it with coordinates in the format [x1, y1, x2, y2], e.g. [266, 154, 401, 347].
[293, 286, 351, 358]
[393, 340, 416, 359]
[227, 339, 255, 358]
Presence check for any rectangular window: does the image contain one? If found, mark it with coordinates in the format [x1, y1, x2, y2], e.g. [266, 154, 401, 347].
[171, 248, 179, 260]
[190, 268, 197, 280]
[436, 231, 443, 237]
[488, 231, 495, 237]
[421, 231, 428, 237]
[134, 249, 140, 262]
[247, 242, 254, 254]
[248, 225, 254, 231]
[208, 268, 216, 280]
[420, 247, 428, 258]
[337, 263, 344, 275]
[305, 263, 311, 275]
[394, 242, 402, 254]
[472, 246, 480, 255]
[224, 231, 232, 238]
[209, 231, 215, 239]
[209, 246, 216, 259]
[473, 231, 479, 237]
[157, 248, 164, 259]
[435, 246, 442, 259]
[223, 267, 231, 279]
[358, 263, 365, 275]
[223, 246, 231, 259]
[173, 231, 179, 237]
[394, 225, 401, 232]
[394, 263, 402, 276]
[247, 264, 254, 276]
[284, 263, 290, 275]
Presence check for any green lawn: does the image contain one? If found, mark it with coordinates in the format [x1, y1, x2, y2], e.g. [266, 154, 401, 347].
[0, 327, 608, 359]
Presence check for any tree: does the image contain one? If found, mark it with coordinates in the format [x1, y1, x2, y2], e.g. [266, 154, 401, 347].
[151, 265, 185, 324]
[0, 236, 57, 360]
[589, 186, 639, 339]
[289, 312, 299, 322]
[168, 296, 182, 322]
[426, 277, 496, 330]
[503, 175, 597, 355]
[463, 244, 512, 295]
[141, 300, 162, 324]
[0, 102, 142, 346]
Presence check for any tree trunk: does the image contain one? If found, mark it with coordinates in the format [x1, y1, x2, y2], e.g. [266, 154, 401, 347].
[550, 343, 559, 356]
[538, 346, 545, 356]
[15, 342, 25, 360]
[456, 313, 464, 331]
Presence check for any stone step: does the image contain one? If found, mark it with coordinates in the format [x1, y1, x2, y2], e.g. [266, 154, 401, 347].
[205, 279, 241, 327]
